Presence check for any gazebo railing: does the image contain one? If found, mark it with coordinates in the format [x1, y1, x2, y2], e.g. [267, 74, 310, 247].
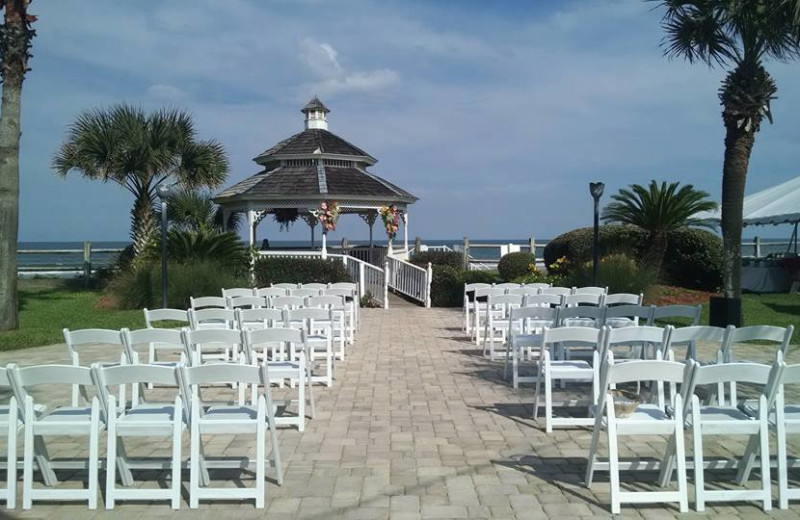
[386, 254, 432, 308]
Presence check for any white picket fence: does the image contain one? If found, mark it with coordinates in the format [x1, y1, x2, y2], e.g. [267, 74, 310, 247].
[256, 250, 432, 308]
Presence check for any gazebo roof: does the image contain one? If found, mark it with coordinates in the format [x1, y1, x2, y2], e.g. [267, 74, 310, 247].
[254, 129, 375, 165]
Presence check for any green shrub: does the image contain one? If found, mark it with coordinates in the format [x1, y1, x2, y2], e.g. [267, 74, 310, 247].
[497, 252, 536, 281]
[253, 257, 352, 286]
[565, 254, 657, 295]
[461, 270, 501, 285]
[410, 250, 462, 268]
[108, 261, 249, 309]
[543, 225, 722, 290]
[166, 230, 250, 271]
[663, 228, 723, 291]
[429, 265, 464, 307]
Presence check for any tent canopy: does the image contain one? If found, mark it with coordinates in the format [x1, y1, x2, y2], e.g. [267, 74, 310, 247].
[695, 175, 800, 227]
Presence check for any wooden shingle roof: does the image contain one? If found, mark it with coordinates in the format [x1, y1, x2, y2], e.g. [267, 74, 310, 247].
[254, 129, 375, 164]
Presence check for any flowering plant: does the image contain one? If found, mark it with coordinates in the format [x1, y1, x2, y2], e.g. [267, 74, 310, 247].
[379, 205, 400, 240]
[312, 201, 340, 232]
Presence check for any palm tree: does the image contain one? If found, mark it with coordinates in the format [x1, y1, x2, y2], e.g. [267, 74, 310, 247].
[0, 0, 36, 331]
[166, 189, 240, 234]
[651, 1, 800, 301]
[52, 104, 229, 258]
[602, 180, 717, 277]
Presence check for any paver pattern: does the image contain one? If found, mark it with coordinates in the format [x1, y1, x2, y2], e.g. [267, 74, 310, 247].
[0, 307, 799, 519]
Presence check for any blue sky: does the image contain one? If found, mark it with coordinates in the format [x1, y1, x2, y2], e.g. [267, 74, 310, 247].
[18, 0, 800, 243]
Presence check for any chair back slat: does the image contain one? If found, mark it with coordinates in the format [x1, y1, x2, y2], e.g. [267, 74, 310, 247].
[669, 325, 727, 344]
[727, 325, 793, 344]
[12, 364, 93, 387]
[603, 305, 652, 320]
[181, 364, 262, 386]
[523, 294, 563, 307]
[222, 288, 254, 299]
[144, 308, 189, 327]
[94, 363, 177, 387]
[272, 283, 298, 290]
[509, 306, 558, 321]
[542, 326, 602, 346]
[692, 362, 773, 386]
[649, 304, 702, 326]
[308, 295, 346, 309]
[563, 293, 603, 307]
[236, 308, 284, 330]
[474, 287, 506, 299]
[246, 327, 304, 346]
[189, 296, 227, 309]
[606, 359, 688, 385]
[539, 287, 572, 297]
[272, 296, 306, 309]
[604, 293, 643, 306]
[183, 328, 243, 346]
[522, 283, 551, 290]
[254, 287, 288, 298]
[290, 288, 322, 298]
[300, 283, 329, 290]
[227, 296, 267, 309]
[573, 286, 607, 295]
[507, 287, 541, 297]
[64, 328, 123, 346]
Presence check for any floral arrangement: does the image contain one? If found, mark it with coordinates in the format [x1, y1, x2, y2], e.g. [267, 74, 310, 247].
[272, 208, 299, 232]
[548, 256, 570, 276]
[312, 201, 340, 232]
[379, 205, 400, 240]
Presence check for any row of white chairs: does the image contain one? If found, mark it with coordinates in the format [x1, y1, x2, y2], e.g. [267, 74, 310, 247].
[482, 301, 701, 360]
[586, 349, 800, 513]
[64, 325, 319, 427]
[0, 361, 283, 510]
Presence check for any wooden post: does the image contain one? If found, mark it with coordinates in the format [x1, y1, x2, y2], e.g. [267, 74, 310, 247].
[754, 236, 761, 258]
[425, 262, 433, 308]
[529, 236, 536, 257]
[358, 263, 365, 299]
[414, 236, 422, 255]
[463, 236, 470, 270]
[83, 241, 92, 287]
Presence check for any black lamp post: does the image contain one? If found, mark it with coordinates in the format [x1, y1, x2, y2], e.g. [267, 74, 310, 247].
[157, 184, 171, 308]
[589, 182, 605, 286]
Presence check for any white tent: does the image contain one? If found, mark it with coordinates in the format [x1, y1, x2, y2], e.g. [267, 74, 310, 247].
[696, 175, 800, 226]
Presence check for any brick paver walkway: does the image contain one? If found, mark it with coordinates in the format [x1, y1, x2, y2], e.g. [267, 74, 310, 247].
[1, 307, 799, 518]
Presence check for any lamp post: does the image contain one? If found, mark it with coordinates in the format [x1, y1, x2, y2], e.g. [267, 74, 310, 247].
[589, 182, 605, 286]
[156, 184, 171, 308]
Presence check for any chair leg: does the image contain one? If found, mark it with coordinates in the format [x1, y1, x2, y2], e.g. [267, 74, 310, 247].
[532, 363, 542, 419]
[88, 401, 100, 510]
[105, 416, 117, 510]
[759, 402, 772, 511]
[255, 399, 266, 509]
[190, 408, 200, 509]
[585, 414, 602, 486]
[777, 418, 789, 509]
[607, 409, 621, 515]
[297, 369, 306, 432]
[658, 437, 676, 488]
[736, 435, 759, 485]
[264, 392, 283, 487]
[692, 402, 705, 512]
[673, 397, 688, 513]
[22, 406, 34, 510]
[544, 369, 553, 433]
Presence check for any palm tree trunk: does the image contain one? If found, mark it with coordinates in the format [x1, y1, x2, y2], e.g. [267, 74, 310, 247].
[131, 191, 157, 259]
[721, 121, 756, 300]
[642, 231, 668, 280]
[0, 1, 32, 331]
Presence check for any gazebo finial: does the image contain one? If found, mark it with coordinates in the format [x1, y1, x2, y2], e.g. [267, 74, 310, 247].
[302, 96, 330, 130]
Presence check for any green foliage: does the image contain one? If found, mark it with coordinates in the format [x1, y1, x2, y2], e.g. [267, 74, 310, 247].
[429, 267, 500, 307]
[167, 189, 240, 233]
[164, 230, 250, 271]
[544, 225, 724, 291]
[497, 252, 536, 281]
[253, 257, 351, 286]
[663, 228, 724, 291]
[108, 261, 249, 310]
[410, 250, 462, 269]
[564, 254, 657, 295]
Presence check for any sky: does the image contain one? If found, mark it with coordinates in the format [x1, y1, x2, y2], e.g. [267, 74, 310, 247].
[17, 0, 800, 243]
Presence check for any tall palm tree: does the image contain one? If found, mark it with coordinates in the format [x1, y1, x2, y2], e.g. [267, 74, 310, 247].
[0, 0, 36, 331]
[602, 180, 717, 277]
[651, 1, 800, 300]
[52, 104, 229, 258]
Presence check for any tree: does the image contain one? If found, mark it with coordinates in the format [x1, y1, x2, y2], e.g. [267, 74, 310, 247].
[602, 180, 717, 277]
[166, 189, 239, 234]
[52, 105, 229, 258]
[0, 0, 35, 331]
[652, 1, 800, 300]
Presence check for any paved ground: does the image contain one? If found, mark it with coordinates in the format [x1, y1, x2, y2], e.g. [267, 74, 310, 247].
[0, 307, 799, 518]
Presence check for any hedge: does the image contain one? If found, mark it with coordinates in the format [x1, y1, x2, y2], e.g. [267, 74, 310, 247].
[543, 225, 723, 291]
[253, 257, 352, 286]
[410, 250, 462, 269]
[498, 252, 536, 281]
[429, 266, 500, 307]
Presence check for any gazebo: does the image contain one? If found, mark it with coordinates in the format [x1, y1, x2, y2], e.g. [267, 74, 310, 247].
[214, 98, 418, 262]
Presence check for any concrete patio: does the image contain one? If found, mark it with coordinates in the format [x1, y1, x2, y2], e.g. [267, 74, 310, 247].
[1, 307, 799, 519]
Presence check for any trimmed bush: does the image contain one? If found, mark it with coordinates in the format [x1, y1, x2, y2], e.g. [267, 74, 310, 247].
[253, 257, 351, 286]
[565, 254, 657, 295]
[410, 250, 462, 269]
[108, 261, 250, 310]
[543, 225, 723, 291]
[429, 267, 500, 307]
[497, 252, 536, 281]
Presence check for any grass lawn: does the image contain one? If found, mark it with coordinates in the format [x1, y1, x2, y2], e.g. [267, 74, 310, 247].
[0, 278, 144, 351]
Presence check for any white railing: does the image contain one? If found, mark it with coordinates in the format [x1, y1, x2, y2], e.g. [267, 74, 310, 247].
[387, 255, 432, 308]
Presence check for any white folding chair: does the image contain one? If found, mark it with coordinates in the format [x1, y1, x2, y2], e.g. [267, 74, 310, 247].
[482, 294, 523, 361]
[603, 305, 653, 329]
[272, 295, 306, 310]
[236, 307, 284, 332]
[189, 296, 227, 310]
[226, 296, 267, 310]
[662, 325, 727, 362]
[601, 325, 670, 364]
[508, 287, 541, 299]
[522, 282, 551, 290]
[92, 363, 184, 509]
[222, 288, 254, 299]
[285, 309, 335, 387]
[522, 293, 564, 308]
[574, 286, 608, 295]
[463, 283, 492, 335]
[503, 306, 559, 388]
[533, 327, 603, 432]
[289, 288, 321, 298]
[121, 328, 184, 396]
[494, 283, 521, 290]
[563, 293, 604, 307]
[721, 325, 794, 403]
[539, 286, 572, 297]
[0, 368, 20, 509]
[684, 360, 779, 511]
[182, 328, 243, 371]
[272, 283, 298, 290]
[648, 304, 702, 327]
[603, 293, 644, 306]
[63, 328, 127, 407]
[178, 364, 281, 509]
[473, 288, 506, 345]
[9, 364, 102, 509]
[144, 308, 189, 329]
[254, 287, 288, 299]
[300, 283, 329, 291]
[308, 295, 353, 347]
[244, 328, 315, 431]
[324, 287, 360, 332]
[585, 355, 691, 514]
[557, 305, 605, 329]
[188, 308, 236, 331]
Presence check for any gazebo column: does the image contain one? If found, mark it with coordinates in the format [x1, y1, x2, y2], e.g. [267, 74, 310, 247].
[402, 211, 409, 254]
[322, 231, 328, 259]
[302, 214, 317, 249]
[247, 209, 256, 248]
[360, 210, 378, 265]
[221, 209, 230, 232]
